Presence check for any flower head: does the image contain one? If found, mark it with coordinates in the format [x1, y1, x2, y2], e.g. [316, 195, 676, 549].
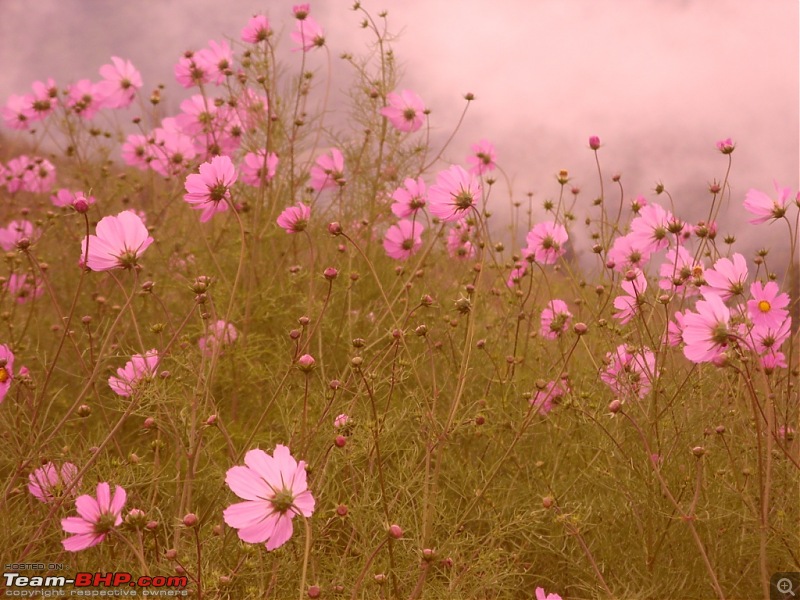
[743, 182, 792, 224]
[466, 139, 497, 175]
[530, 380, 568, 415]
[540, 300, 572, 340]
[291, 16, 324, 51]
[199, 321, 238, 357]
[446, 220, 476, 260]
[0, 344, 14, 403]
[428, 166, 481, 222]
[29, 462, 81, 503]
[536, 587, 563, 600]
[61, 482, 126, 552]
[383, 220, 423, 260]
[81, 211, 153, 271]
[223, 445, 315, 551]
[524, 221, 568, 265]
[241, 150, 279, 186]
[184, 155, 238, 222]
[701, 253, 748, 301]
[381, 90, 426, 133]
[682, 294, 733, 363]
[108, 350, 159, 397]
[390, 177, 427, 218]
[310, 148, 345, 191]
[600, 344, 657, 400]
[242, 15, 271, 43]
[277, 202, 311, 234]
[613, 270, 648, 325]
[747, 281, 789, 330]
[97, 57, 142, 109]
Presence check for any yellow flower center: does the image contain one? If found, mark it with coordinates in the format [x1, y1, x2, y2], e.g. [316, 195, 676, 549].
[758, 300, 771, 313]
[0, 367, 9, 383]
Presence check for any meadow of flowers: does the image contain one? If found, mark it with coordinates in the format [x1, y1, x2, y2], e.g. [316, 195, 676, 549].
[0, 4, 798, 600]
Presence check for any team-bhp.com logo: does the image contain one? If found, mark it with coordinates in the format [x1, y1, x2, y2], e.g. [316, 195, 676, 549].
[3, 571, 188, 597]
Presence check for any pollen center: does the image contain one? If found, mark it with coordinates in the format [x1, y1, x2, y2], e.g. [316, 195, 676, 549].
[0, 367, 8, 383]
[758, 300, 771, 313]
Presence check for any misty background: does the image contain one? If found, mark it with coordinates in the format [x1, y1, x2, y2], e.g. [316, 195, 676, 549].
[1, 0, 797, 263]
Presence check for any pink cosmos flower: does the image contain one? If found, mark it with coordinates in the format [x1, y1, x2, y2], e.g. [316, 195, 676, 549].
[613, 270, 648, 325]
[540, 299, 572, 340]
[277, 202, 311, 233]
[600, 344, 657, 400]
[530, 380, 568, 415]
[121, 134, 152, 170]
[61, 482, 126, 552]
[607, 233, 652, 272]
[5, 273, 44, 304]
[108, 350, 159, 397]
[196, 40, 234, 85]
[29, 78, 58, 121]
[428, 166, 482, 222]
[81, 211, 152, 271]
[2, 94, 33, 129]
[743, 182, 792, 224]
[665, 310, 688, 347]
[536, 587, 563, 600]
[293, 4, 311, 19]
[747, 281, 789, 330]
[291, 16, 325, 52]
[682, 294, 733, 363]
[66, 80, 105, 119]
[390, 177, 427, 218]
[466, 139, 497, 175]
[523, 221, 568, 265]
[28, 462, 81, 503]
[701, 253, 748, 301]
[383, 220, 424, 260]
[97, 57, 142, 109]
[659, 246, 702, 297]
[629, 203, 678, 254]
[21, 158, 57, 194]
[241, 150, 279, 186]
[184, 155, 238, 222]
[0, 220, 39, 251]
[223, 445, 315, 551]
[334, 414, 350, 429]
[174, 52, 211, 88]
[310, 148, 345, 191]
[199, 321, 238, 357]
[2, 156, 33, 193]
[381, 90, 426, 133]
[506, 263, 527, 288]
[446, 220, 476, 259]
[716, 138, 735, 154]
[149, 123, 197, 177]
[748, 315, 791, 358]
[242, 15, 271, 43]
[0, 344, 13, 403]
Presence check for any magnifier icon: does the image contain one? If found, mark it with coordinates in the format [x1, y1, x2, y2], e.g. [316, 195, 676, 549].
[778, 578, 796, 596]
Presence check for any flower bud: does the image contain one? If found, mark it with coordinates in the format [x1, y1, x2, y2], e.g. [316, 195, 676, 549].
[183, 513, 199, 527]
[608, 399, 622, 414]
[588, 135, 601, 150]
[388, 524, 403, 539]
[328, 222, 343, 236]
[297, 354, 316, 372]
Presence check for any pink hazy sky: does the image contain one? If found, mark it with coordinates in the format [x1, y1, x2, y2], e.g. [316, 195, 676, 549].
[1, 0, 798, 253]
